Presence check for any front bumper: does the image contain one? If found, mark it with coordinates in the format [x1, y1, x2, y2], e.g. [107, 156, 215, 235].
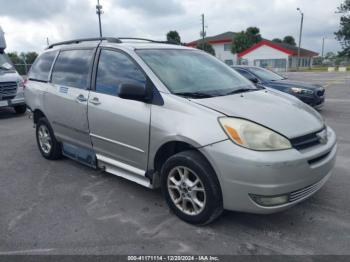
[293, 93, 325, 108]
[0, 92, 25, 107]
[200, 126, 337, 214]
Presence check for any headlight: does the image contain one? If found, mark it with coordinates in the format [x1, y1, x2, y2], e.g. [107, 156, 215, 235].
[290, 87, 314, 95]
[219, 117, 292, 151]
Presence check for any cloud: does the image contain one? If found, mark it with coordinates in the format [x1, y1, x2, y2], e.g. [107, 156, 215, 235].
[116, 0, 185, 16]
[0, 0, 344, 54]
[0, 0, 69, 20]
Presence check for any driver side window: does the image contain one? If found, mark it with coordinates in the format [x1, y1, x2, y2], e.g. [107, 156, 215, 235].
[95, 49, 146, 96]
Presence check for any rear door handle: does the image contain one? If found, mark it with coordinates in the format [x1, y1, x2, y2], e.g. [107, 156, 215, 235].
[89, 97, 101, 105]
[75, 94, 87, 103]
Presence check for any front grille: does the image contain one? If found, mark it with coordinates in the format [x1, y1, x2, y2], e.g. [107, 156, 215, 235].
[288, 178, 325, 202]
[317, 89, 325, 97]
[0, 82, 17, 100]
[290, 129, 324, 150]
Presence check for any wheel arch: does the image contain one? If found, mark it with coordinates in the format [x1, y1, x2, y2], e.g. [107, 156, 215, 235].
[33, 109, 47, 125]
[152, 140, 216, 177]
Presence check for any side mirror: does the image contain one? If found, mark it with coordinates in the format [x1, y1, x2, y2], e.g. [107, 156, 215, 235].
[250, 77, 259, 84]
[118, 82, 152, 102]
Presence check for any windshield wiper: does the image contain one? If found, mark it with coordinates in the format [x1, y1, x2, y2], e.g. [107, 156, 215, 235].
[224, 88, 257, 95]
[174, 92, 214, 99]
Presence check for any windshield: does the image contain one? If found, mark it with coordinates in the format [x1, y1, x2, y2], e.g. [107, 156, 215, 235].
[249, 67, 284, 81]
[0, 53, 14, 70]
[136, 49, 256, 98]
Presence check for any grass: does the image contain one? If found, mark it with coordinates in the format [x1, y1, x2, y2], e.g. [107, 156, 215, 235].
[290, 66, 350, 72]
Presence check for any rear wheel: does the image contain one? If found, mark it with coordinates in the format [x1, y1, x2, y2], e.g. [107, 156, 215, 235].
[36, 117, 62, 160]
[161, 150, 223, 225]
[14, 105, 27, 114]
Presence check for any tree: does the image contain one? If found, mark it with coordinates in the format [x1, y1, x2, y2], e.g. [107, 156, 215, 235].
[231, 27, 262, 54]
[7, 51, 38, 75]
[166, 30, 181, 45]
[246, 27, 262, 43]
[283, 35, 296, 46]
[335, 0, 350, 57]
[272, 38, 283, 43]
[325, 51, 336, 60]
[312, 56, 323, 65]
[196, 42, 215, 56]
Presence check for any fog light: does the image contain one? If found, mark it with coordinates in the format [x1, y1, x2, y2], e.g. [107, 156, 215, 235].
[250, 194, 289, 207]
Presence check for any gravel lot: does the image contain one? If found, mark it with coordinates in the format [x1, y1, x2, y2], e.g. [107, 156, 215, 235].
[0, 72, 349, 255]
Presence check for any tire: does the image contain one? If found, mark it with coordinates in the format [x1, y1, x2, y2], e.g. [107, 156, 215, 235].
[161, 150, 223, 225]
[14, 105, 27, 114]
[36, 117, 62, 160]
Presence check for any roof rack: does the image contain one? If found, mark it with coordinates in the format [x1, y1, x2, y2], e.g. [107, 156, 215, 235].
[46, 37, 179, 49]
[118, 37, 178, 44]
[46, 37, 122, 49]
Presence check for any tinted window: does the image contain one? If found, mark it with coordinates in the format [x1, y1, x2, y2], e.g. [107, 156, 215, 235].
[51, 49, 94, 89]
[95, 49, 146, 96]
[235, 69, 256, 81]
[29, 51, 57, 81]
[249, 67, 284, 81]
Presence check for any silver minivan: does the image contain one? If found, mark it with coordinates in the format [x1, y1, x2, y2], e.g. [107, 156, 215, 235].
[25, 38, 337, 225]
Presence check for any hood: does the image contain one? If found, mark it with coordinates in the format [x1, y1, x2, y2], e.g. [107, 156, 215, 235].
[266, 79, 323, 91]
[192, 90, 324, 139]
[0, 70, 22, 82]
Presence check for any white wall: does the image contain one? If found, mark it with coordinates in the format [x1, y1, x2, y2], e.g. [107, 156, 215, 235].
[212, 43, 237, 65]
[241, 45, 289, 65]
[240, 45, 289, 71]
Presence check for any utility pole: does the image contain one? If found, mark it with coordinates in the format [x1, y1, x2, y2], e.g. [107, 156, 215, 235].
[321, 37, 325, 58]
[201, 14, 205, 49]
[296, 8, 304, 70]
[96, 0, 103, 37]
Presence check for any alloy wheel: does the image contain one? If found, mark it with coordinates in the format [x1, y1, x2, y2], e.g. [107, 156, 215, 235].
[167, 166, 206, 216]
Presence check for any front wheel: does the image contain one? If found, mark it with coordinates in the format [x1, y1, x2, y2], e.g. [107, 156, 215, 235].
[161, 151, 223, 225]
[36, 117, 62, 160]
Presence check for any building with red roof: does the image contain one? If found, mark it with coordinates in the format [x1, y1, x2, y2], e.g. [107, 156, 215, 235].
[186, 32, 318, 72]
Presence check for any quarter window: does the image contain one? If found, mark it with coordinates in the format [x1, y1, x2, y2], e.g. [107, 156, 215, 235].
[51, 49, 94, 89]
[28, 51, 57, 82]
[95, 49, 146, 96]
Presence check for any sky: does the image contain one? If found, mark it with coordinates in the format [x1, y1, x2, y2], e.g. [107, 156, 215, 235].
[0, 0, 344, 55]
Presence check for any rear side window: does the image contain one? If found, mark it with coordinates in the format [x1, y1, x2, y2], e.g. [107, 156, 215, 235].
[95, 49, 146, 96]
[51, 49, 94, 89]
[28, 51, 57, 82]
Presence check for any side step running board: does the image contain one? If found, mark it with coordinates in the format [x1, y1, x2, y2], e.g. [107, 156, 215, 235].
[96, 154, 153, 189]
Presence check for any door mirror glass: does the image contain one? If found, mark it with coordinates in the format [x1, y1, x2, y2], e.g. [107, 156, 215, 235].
[118, 82, 149, 102]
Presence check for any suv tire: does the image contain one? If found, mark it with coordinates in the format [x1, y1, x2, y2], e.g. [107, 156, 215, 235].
[36, 117, 62, 160]
[14, 105, 27, 115]
[161, 150, 223, 225]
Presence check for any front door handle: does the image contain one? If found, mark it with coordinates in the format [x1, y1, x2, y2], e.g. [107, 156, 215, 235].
[75, 94, 87, 103]
[89, 97, 101, 105]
